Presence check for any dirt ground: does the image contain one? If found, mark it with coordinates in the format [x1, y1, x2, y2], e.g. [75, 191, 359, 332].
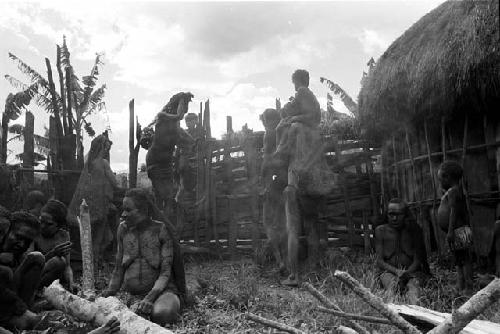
[17, 248, 500, 334]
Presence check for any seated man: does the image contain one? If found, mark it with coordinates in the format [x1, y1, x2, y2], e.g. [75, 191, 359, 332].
[375, 199, 430, 303]
[102, 188, 186, 326]
[24, 190, 48, 218]
[34, 199, 73, 290]
[274, 69, 321, 160]
[0, 211, 46, 330]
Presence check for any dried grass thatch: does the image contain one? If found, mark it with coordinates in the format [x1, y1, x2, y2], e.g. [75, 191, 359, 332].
[358, 0, 499, 141]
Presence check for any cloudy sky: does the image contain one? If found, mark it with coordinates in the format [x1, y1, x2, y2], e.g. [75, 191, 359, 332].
[0, 0, 445, 171]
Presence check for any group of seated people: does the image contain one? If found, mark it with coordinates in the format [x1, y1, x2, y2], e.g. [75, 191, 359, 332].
[0, 187, 184, 332]
[375, 161, 487, 302]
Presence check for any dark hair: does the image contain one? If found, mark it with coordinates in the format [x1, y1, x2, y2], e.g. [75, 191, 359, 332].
[41, 199, 68, 228]
[124, 188, 157, 218]
[185, 113, 198, 121]
[0, 205, 11, 220]
[292, 69, 310, 87]
[439, 160, 463, 180]
[24, 190, 47, 210]
[259, 108, 280, 128]
[88, 133, 112, 172]
[10, 211, 40, 234]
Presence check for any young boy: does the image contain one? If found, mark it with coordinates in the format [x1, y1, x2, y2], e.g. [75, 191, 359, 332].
[437, 161, 473, 293]
[23, 190, 47, 218]
[33, 199, 73, 290]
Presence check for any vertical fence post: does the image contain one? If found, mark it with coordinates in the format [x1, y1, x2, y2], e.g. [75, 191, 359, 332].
[23, 111, 35, 186]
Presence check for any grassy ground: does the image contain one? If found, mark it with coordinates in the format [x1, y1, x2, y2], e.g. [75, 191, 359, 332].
[21, 248, 500, 333]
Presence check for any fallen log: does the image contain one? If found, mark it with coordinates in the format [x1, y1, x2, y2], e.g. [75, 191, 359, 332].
[388, 304, 500, 334]
[317, 306, 391, 325]
[334, 270, 421, 334]
[429, 277, 500, 334]
[44, 280, 173, 334]
[303, 282, 370, 334]
[246, 313, 306, 334]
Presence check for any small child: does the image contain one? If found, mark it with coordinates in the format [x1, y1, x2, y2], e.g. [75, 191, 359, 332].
[24, 190, 47, 218]
[34, 199, 73, 291]
[437, 161, 473, 293]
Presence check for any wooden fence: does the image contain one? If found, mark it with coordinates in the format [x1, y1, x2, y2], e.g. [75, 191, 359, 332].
[175, 108, 381, 254]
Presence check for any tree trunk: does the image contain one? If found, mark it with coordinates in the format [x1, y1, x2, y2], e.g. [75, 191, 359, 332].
[23, 111, 34, 186]
[56, 45, 68, 136]
[44, 281, 174, 334]
[78, 199, 95, 297]
[0, 113, 9, 164]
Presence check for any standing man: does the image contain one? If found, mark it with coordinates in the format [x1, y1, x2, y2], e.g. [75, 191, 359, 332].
[375, 199, 430, 303]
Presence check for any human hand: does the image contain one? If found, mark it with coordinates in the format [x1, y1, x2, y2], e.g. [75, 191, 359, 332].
[101, 289, 117, 298]
[50, 241, 72, 257]
[102, 316, 120, 333]
[131, 298, 154, 315]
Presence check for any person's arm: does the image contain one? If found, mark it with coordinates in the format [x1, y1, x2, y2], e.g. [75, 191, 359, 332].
[144, 225, 174, 303]
[447, 188, 459, 244]
[375, 226, 400, 276]
[103, 224, 125, 296]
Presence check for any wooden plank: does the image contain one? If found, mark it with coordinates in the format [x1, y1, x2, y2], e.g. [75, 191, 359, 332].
[227, 197, 237, 255]
[388, 304, 500, 334]
[392, 136, 401, 198]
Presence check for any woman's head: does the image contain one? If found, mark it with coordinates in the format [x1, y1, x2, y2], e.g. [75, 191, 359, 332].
[40, 199, 68, 237]
[438, 160, 463, 189]
[88, 133, 113, 168]
[122, 188, 156, 227]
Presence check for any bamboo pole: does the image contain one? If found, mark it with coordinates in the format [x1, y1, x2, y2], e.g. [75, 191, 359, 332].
[302, 283, 370, 334]
[317, 306, 391, 325]
[424, 120, 442, 255]
[461, 114, 473, 224]
[406, 128, 431, 254]
[392, 136, 401, 198]
[441, 117, 447, 161]
[333, 271, 421, 334]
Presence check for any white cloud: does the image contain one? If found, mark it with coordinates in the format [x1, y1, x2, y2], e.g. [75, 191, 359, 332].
[358, 29, 391, 56]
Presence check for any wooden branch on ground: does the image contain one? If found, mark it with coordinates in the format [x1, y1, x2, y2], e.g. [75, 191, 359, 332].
[388, 303, 500, 334]
[44, 281, 174, 334]
[428, 278, 500, 334]
[246, 313, 306, 334]
[317, 306, 391, 325]
[333, 270, 421, 334]
[302, 282, 370, 334]
[334, 326, 360, 334]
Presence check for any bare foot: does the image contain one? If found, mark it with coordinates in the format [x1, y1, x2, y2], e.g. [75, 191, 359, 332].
[88, 317, 120, 334]
[281, 277, 299, 287]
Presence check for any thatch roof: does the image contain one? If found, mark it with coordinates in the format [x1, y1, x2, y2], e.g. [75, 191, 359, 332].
[358, 0, 499, 139]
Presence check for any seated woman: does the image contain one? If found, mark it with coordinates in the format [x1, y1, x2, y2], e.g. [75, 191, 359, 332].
[34, 199, 73, 290]
[0, 211, 46, 330]
[102, 188, 186, 326]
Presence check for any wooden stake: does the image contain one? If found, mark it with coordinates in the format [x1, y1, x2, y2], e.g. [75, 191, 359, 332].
[317, 306, 391, 325]
[362, 210, 371, 255]
[424, 120, 442, 255]
[246, 313, 306, 334]
[441, 117, 447, 161]
[406, 128, 431, 255]
[23, 111, 35, 186]
[128, 99, 139, 188]
[461, 114, 474, 224]
[392, 136, 401, 198]
[302, 283, 370, 334]
[78, 199, 95, 298]
[333, 270, 421, 334]
[428, 278, 500, 334]
[45, 58, 63, 138]
[65, 67, 74, 134]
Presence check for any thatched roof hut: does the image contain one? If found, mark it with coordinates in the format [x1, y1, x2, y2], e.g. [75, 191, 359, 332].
[359, 0, 499, 139]
[357, 0, 500, 259]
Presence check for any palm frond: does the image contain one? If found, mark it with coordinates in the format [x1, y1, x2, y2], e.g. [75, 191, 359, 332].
[320, 77, 358, 116]
[81, 54, 104, 108]
[8, 53, 49, 87]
